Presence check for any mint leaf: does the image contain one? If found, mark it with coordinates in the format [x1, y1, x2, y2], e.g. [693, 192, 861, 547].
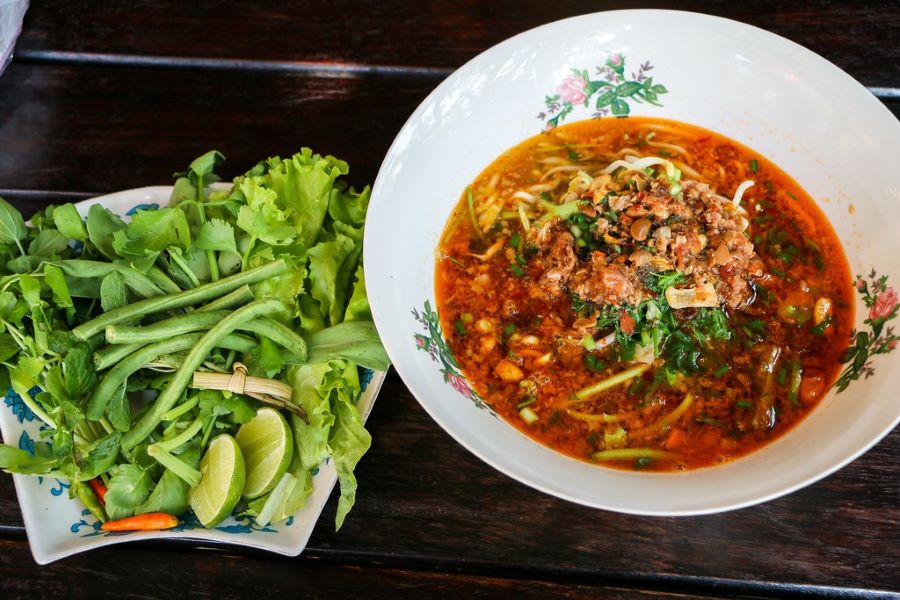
[86, 204, 126, 260]
[52, 203, 87, 241]
[0, 197, 27, 254]
[28, 229, 69, 258]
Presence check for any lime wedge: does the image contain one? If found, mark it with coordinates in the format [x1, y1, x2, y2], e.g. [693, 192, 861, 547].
[236, 407, 293, 500]
[189, 434, 245, 528]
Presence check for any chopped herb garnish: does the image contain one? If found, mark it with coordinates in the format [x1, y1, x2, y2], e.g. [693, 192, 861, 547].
[541, 191, 552, 202]
[765, 181, 775, 193]
[810, 316, 833, 335]
[571, 293, 596, 317]
[657, 149, 672, 157]
[714, 364, 730, 378]
[584, 354, 607, 373]
[633, 456, 653, 470]
[736, 400, 753, 410]
[567, 147, 581, 161]
[509, 232, 521, 249]
[454, 318, 466, 336]
[776, 366, 787, 386]
[516, 394, 537, 409]
[749, 159, 759, 173]
[605, 210, 619, 223]
[510, 263, 525, 278]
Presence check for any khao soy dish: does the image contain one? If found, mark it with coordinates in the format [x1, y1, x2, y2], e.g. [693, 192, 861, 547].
[436, 117, 853, 471]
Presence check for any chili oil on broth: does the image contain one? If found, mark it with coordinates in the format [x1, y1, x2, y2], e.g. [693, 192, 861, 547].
[435, 117, 853, 472]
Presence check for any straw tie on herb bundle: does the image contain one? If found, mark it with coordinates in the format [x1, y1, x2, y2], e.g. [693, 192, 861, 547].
[191, 362, 307, 421]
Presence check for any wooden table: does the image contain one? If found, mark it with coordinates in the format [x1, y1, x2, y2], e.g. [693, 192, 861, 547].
[1, 2, 898, 598]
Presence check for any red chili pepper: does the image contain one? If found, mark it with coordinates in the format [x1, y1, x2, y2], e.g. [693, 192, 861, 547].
[101, 512, 179, 532]
[88, 478, 108, 505]
[619, 311, 636, 335]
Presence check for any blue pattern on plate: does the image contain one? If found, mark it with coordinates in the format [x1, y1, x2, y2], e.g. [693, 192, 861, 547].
[125, 203, 159, 216]
[360, 367, 373, 392]
[70, 508, 285, 537]
[4, 387, 37, 423]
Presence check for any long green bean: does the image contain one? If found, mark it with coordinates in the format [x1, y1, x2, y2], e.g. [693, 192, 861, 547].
[107, 310, 306, 359]
[121, 299, 286, 450]
[198, 285, 254, 312]
[147, 266, 183, 294]
[87, 333, 211, 420]
[72, 260, 288, 340]
[92, 331, 256, 371]
[241, 319, 308, 361]
[105, 311, 230, 344]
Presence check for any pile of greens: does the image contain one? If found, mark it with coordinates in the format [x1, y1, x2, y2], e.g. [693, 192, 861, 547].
[0, 149, 388, 529]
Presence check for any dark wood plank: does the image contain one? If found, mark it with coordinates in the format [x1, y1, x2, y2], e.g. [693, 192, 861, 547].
[15, 1, 900, 89]
[0, 539, 724, 600]
[1, 372, 898, 595]
[0, 62, 435, 195]
[0, 63, 897, 198]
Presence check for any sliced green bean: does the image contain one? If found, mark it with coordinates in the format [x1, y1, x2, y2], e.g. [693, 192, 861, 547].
[198, 285, 254, 312]
[72, 259, 288, 340]
[121, 299, 286, 450]
[592, 448, 682, 462]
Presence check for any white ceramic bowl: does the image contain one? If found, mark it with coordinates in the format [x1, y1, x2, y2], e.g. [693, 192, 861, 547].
[366, 9, 900, 515]
[0, 187, 386, 563]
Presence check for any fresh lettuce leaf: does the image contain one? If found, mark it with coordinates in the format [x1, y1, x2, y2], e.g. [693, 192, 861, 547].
[328, 185, 370, 228]
[306, 321, 390, 372]
[307, 232, 357, 327]
[261, 149, 349, 249]
[288, 363, 336, 470]
[330, 372, 370, 530]
[343, 264, 371, 322]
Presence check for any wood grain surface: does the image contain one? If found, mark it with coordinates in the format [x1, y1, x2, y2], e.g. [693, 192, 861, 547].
[14, 1, 900, 91]
[0, 373, 898, 595]
[0, 1, 898, 597]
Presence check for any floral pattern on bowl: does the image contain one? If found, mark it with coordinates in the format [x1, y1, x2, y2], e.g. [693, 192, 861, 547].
[366, 9, 900, 516]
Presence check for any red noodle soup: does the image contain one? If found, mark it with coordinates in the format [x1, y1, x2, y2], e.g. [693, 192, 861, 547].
[435, 117, 853, 471]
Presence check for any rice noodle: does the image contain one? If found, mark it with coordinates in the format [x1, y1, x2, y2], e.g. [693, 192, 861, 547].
[517, 203, 531, 233]
[602, 156, 669, 174]
[540, 165, 586, 181]
[512, 190, 535, 202]
[486, 173, 500, 192]
[672, 160, 702, 180]
[639, 123, 683, 134]
[647, 140, 689, 156]
[537, 156, 571, 165]
[732, 180, 755, 207]
[467, 237, 505, 261]
[527, 183, 554, 193]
